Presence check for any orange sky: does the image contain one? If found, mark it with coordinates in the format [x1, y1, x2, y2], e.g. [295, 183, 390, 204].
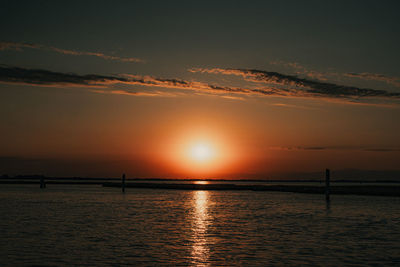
[1, 88, 399, 178]
[1, 2, 400, 178]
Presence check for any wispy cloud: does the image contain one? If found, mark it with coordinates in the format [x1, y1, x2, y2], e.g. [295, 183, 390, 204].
[0, 41, 144, 63]
[0, 65, 127, 87]
[269, 146, 328, 151]
[269, 146, 400, 152]
[89, 89, 181, 97]
[345, 72, 400, 87]
[270, 60, 331, 81]
[1, 65, 400, 105]
[271, 60, 400, 88]
[270, 103, 319, 110]
[220, 95, 245, 101]
[0, 41, 39, 51]
[0, 66, 303, 98]
[190, 68, 400, 99]
[363, 148, 400, 152]
[0, 66, 251, 97]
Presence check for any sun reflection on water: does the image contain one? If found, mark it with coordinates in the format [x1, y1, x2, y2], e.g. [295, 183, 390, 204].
[191, 190, 210, 266]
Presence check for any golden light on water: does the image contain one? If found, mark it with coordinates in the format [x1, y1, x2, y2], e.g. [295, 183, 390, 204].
[191, 190, 210, 265]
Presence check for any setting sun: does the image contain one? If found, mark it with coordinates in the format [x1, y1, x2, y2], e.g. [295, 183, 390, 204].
[189, 143, 215, 163]
[162, 127, 239, 177]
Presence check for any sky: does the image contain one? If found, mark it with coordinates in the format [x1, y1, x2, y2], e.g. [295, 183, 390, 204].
[1, 0, 400, 179]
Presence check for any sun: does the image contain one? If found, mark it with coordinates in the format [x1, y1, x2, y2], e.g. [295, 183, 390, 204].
[165, 129, 238, 176]
[189, 142, 215, 163]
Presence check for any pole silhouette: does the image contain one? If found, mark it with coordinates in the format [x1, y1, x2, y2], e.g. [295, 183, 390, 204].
[122, 173, 126, 193]
[325, 169, 330, 202]
[40, 176, 46, 189]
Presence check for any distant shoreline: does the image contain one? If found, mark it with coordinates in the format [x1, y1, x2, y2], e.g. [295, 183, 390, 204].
[1, 176, 400, 183]
[101, 182, 400, 197]
[1, 179, 399, 197]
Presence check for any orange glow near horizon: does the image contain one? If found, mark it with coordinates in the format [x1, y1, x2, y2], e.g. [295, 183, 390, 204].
[163, 127, 239, 177]
[194, 181, 209, 185]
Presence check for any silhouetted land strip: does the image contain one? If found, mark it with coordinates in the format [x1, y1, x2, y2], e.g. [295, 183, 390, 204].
[1, 178, 399, 196]
[102, 182, 400, 197]
[2, 176, 400, 183]
[0, 180, 104, 185]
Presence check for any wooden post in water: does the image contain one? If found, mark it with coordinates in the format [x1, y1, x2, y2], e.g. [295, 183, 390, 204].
[325, 169, 330, 202]
[122, 173, 126, 193]
[40, 176, 46, 189]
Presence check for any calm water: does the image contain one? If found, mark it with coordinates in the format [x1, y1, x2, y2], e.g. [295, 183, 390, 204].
[0, 185, 399, 266]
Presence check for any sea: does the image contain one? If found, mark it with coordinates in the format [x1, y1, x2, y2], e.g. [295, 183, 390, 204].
[0, 183, 399, 266]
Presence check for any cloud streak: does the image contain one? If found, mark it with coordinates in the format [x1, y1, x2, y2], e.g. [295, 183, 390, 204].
[345, 72, 400, 87]
[270, 60, 331, 81]
[269, 146, 400, 152]
[0, 66, 252, 97]
[1, 65, 400, 105]
[190, 68, 400, 100]
[271, 60, 400, 87]
[0, 66, 308, 98]
[89, 89, 181, 97]
[0, 41, 144, 63]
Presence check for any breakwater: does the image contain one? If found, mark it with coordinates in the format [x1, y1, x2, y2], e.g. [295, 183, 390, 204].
[102, 182, 400, 197]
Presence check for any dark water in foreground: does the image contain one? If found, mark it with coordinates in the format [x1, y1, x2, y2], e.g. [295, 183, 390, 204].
[0, 185, 399, 266]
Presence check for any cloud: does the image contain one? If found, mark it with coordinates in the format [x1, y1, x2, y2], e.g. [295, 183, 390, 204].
[220, 95, 245, 100]
[271, 60, 400, 87]
[0, 41, 144, 63]
[0, 66, 252, 97]
[270, 60, 331, 81]
[89, 89, 181, 97]
[0, 41, 40, 51]
[270, 103, 319, 110]
[0, 65, 127, 86]
[363, 148, 400, 152]
[0, 66, 302, 99]
[1, 65, 400, 105]
[345, 72, 400, 87]
[269, 146, 400, 152]
[190, 68, 400, 99]
[269, 146, 328, 151]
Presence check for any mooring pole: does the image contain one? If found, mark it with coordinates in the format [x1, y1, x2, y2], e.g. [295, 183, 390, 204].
[122, 173, 126, 193]
[325, 169, 330, 202]
[40, 176, 46, 189]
